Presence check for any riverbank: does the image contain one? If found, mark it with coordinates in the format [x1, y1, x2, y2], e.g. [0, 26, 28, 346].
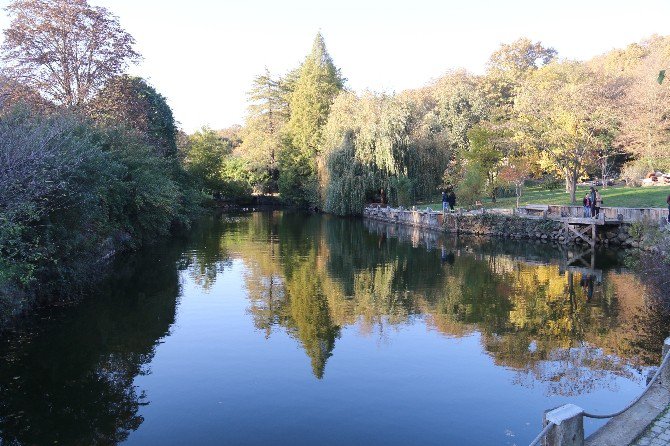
[363, 205, 670, 252]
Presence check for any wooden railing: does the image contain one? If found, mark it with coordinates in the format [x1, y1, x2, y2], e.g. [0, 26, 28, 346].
[516, 205, 669, 223]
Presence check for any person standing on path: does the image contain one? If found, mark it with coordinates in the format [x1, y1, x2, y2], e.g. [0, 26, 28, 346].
[595, 189, 603, 217]
[442, 190, 448, 214]
[583, 194, 590, 218]
[667, 193, 670, 223]
[447, 190, 456, 211]
[589, 187, 597, 218]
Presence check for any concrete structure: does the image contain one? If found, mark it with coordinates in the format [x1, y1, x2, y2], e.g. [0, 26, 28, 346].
[543, 404, 585, 446]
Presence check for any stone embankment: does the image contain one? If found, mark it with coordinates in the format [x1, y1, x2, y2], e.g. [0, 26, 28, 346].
[363, 205, 665, 249]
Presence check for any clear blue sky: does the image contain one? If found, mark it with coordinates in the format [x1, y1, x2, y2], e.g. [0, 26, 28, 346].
[1, 0, 669, 132]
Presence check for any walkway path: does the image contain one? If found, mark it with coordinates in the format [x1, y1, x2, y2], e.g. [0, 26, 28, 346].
[633, 406, 670, 446]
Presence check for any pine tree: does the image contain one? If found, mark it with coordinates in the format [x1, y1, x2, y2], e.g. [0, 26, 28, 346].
[239, 68, 289, 192]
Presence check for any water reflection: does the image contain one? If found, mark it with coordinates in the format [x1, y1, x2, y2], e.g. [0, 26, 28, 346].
[0, 211, 668, 445]
[178, 212, 669, 387]
[0, 242, 184, 445]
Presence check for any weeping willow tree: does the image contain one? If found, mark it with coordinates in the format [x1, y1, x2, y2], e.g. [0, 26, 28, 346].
[322, 137, 371, 215]
[320, 83, 481, 215]
[319, 92, 416, 215]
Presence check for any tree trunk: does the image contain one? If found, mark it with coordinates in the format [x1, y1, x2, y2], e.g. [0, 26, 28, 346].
[569, 174, 577, 204]
[516, 183, 521, 208]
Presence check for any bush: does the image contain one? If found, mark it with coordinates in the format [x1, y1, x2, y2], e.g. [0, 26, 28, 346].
[540, 175, 563, 190]
[0, 107, 200, 318]
[455, 168, 485, 205]
[390, 175, 415, 207]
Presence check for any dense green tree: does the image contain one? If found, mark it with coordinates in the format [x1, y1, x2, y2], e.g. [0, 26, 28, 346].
[183, 127, 253, 199]
[460, 125, 505, 203]
[484, 37, 557, 109]
[0, 108, 199, 319]
[432, 71, 490, 153]
[280, 33, 344, 206]
[287, 33, 344, 156]
[239, 69, 290, 193]
[88, 75, 178, 156]
[182, 127, 232, 191]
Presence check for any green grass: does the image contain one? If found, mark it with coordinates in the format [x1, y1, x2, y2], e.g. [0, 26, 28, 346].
[419, 185, 670, 211]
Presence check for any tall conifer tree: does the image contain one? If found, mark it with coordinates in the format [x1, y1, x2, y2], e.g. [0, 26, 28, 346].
[287, 33, 344, 156]
[279, 33, 344, 206]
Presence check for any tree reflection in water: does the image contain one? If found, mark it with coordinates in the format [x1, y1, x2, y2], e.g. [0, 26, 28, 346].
[0, 241, 184, 445]
[1, 211, 668, 445]
[185, 212, 669, 389]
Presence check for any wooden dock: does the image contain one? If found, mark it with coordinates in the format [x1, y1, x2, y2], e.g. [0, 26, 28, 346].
[560, 216, 620, 248]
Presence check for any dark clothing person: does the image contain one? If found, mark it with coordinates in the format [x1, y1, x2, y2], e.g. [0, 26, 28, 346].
[667, 194, 670, 223]
[448, 191, 456, 210]
[589, 188, 597, 218]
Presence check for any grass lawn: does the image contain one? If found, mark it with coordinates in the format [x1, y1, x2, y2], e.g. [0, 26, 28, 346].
[419, 185, 670, 211]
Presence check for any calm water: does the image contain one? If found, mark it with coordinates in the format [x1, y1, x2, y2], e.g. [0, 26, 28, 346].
[1, 212, 667, 445]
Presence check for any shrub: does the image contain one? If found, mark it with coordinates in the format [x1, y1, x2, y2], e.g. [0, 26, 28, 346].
[455, 168, 485, 205]
[0, 107, 200, 318]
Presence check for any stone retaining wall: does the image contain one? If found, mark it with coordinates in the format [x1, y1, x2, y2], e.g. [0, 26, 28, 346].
[363, 206, 645, 248]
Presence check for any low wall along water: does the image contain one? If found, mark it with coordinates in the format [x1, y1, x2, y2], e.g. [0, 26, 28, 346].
[363, 205, 669, 248]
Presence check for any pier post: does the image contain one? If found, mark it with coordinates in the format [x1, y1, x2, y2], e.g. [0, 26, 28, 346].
[542, 404, 584, 446]
[591, 224, 596, 248]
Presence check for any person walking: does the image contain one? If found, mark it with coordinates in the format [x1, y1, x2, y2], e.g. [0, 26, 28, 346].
[447, 190, 456, 211]
[666, 193, 670, 223]
[442, 190, 448, 214]
[589, 187, 597, 218]
[595, 189, 603, 218]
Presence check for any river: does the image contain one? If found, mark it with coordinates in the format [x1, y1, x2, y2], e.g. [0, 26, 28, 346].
[0, 211, 667, 445]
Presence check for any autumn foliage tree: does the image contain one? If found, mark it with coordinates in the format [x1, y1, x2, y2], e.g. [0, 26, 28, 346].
[1, 0, 140, 107]
[514, 62, 618, 203]
[498, 157, 532, 207]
